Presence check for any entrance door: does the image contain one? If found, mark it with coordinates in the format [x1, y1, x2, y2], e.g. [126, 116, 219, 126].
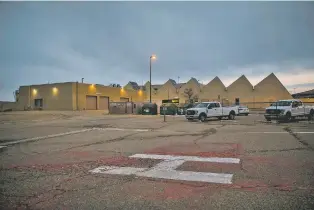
[86, 96, 97, 110]
[34, 99, 43, 109]
[99, 96, 109, 111]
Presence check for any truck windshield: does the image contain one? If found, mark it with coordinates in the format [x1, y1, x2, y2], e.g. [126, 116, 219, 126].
[194, 103, 209, 108]
[272, 101, 292, 106]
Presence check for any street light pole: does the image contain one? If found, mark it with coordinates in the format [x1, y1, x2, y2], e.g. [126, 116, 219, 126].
[149, 54, 156, 103]
[150, 57, 152, 103]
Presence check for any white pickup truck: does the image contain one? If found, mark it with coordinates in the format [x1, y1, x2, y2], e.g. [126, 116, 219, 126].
[264, 99, 314, 122]
[185, 102, 239, 122]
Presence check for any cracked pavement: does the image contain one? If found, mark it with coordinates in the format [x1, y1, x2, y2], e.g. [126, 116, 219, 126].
[0, 111, 314, 209]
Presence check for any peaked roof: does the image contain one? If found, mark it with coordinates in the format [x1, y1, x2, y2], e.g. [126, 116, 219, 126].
[168, 79, 177, 86]
[127, 81, 140, 90]
[227, 75, 253, 88]
[205, 76, 226, 88]
[254, 73, 286, 89]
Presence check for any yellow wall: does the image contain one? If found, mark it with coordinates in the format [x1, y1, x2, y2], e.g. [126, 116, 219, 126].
[199, 77, 227, 102]
[73, 83, 146, 110]
[15, 83, 74, 110]
[226, 75, 254, 104]
[178, 78, 201, 103]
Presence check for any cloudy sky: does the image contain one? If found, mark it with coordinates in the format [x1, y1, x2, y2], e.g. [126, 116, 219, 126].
[1, 1, 314, 101]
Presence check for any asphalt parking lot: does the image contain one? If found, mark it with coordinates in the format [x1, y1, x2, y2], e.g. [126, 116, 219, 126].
[1, 111, 314, 210]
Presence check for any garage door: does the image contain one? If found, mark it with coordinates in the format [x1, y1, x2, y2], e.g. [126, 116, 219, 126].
[86, 96, 97, 110]
[99, 96, 109, 110]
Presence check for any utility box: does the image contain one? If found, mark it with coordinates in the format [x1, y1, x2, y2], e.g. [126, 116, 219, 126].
[141, 103, 158, 115]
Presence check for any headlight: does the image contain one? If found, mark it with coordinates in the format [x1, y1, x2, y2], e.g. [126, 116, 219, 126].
[280, 110, 285, 114]
[195, 111, 198, 114]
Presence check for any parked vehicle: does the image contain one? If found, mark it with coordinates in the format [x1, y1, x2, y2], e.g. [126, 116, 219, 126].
[264, 99, 314, 122]
[177, 103, 196, 115]
[185, 102, 239, 122]
[237, 105, 250, 116]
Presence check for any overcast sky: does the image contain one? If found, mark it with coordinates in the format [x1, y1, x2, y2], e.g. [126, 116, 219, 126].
[1, 1, 314, 101]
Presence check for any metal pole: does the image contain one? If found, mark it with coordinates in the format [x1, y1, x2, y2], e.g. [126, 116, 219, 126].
[163, 106, 166, 122]
[150, 57, 152, 103]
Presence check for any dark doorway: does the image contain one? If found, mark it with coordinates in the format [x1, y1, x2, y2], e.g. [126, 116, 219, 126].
[34, 99, 43, 109]
[235, 98, 240, 105]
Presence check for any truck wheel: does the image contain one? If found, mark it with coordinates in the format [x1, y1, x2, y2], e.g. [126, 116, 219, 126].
[187, 119, 194, 121]
[285, 112, 292, 122]
[308, 110, 314, 121]
[199, 114, 207, 122]
[265, 118, 271, 122]
[228, 111, 235, 120]
[218, 117, 222, 120]
[245, 113, 249, 116]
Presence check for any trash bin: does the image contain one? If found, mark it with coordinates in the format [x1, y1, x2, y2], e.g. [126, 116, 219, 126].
[141, 103, 158, 115]
[160, 104, 177, 115]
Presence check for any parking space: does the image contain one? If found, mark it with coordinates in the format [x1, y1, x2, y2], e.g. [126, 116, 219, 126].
[0, 112, 313, 209]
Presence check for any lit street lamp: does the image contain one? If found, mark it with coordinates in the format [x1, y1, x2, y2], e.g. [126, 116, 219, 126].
[150, 54, 157, 103]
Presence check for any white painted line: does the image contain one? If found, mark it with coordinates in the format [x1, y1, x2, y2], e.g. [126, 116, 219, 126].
[90, 153, 239, 184]
[94, 128, 149, 132]
[89, 166, 147, 175]
[247, 132, 314, 134]
[0, 146, 7, 149]
[247, 132, 288, 134]
[0, 127, 149, 147]
[0, 128, 97, 146]
[139, 169, 233, 184]
[130, 154, 241, 164]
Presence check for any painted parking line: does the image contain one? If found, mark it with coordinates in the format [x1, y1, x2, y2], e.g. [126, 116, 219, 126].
[90, 153, 240, 184]
[0, 145, 7, 149]
[0, 127, 149, 147]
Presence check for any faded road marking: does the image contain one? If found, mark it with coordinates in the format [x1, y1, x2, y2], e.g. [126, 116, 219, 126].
[0, 127, 149, 147]
[0, 145, 7, 149]
[247, 132, 314, 134]
[90, 154, 240, 184]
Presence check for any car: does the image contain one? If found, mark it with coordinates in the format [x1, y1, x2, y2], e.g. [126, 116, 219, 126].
[185, 101, 239, 122]
[264, 99, 314, 122]
[237, 105, 250, 116]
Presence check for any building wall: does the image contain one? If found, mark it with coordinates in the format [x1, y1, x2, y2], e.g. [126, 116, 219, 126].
[226, 75, 254, 105]
[199, 77, 227, 102]
[178, 78, 201, 103]
[0, 101, 17, 111]
[74, 83, 145, 111]
[153, 80, 178, 102]
[16, 83, 74, 110]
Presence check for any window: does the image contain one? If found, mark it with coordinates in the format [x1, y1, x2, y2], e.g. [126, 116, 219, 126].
[235, 98, 240, 105]
[297, 101, 303, 107]
[215, 103, 220, 107]
[194, 103, 209, 108]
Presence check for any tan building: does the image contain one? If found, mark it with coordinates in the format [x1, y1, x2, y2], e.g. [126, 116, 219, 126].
[11, 82, 145, 112]
[4, 72, 292, 112]
[124, 73, 292, 109]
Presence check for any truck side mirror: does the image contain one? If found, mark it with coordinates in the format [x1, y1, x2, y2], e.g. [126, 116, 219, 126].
[207, 106, 212, 109]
